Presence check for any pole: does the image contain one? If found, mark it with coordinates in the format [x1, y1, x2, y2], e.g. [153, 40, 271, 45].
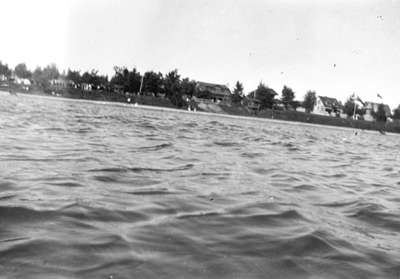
[352, 93, 357, 119]
[139, 75, 144, 95]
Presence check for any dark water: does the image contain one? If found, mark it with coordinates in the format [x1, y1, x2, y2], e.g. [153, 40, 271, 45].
[1, 92, 400, 279]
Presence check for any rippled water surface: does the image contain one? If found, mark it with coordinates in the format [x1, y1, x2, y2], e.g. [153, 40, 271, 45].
[1, 92, 400, 278]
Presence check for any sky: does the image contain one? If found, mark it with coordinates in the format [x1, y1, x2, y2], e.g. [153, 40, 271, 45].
[1, 0, 400, 109]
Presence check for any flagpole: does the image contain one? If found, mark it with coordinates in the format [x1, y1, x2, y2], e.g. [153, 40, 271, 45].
[352, 93, 357, 119]
[139, 75, 144, 95]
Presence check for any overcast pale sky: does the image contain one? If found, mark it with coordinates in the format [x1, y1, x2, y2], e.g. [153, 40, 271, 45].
[1, 0, 400, 108]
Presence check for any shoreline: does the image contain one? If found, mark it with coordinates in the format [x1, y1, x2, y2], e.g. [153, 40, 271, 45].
[2, 89, 398, 136]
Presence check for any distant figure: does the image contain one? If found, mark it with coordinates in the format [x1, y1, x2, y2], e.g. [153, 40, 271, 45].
[333, 64, 336, 68]
[379, 129, 386, 135]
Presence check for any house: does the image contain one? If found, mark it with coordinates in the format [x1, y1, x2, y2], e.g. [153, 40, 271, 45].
[313, 96, 343, 116]
[14, 77, 31, 91]
[14, 77, 31, 86]
[195, 81, 231, 103]
[363, 102, 391, 121]
[247, 98, 261, 112]
[82, 83, 93, 91]
[49, 78, 76, 90]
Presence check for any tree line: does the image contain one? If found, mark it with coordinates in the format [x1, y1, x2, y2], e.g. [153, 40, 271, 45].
[0, 61, 196, 107]
[1, 60, 400, 119]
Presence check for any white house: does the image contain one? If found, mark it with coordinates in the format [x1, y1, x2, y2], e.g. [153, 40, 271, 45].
[313, 96, 343, 116]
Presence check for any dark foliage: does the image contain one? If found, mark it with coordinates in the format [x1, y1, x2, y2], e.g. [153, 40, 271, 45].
[110, 66, 141, 93]
[180, 78, 196, 98]
[374, 104, 387, 122]
[67, 69, 82, 85]
[343, 97, 365, 118]
[232, 81, 244, 104]
[254, 82, 277, 109]
[281, 85, 295, 109]
[163, 69, 184, 107]
[14, 63, 32, 79]
[143, 71, 164, 95]
[393, 105, 400, 120]
[303, 90, 316, 113]
[0, 61, 12, 77]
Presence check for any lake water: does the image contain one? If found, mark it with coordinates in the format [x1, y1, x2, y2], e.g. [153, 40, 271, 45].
[1, 91, 400, 278]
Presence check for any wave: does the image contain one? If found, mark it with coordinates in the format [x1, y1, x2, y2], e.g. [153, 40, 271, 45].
[89, 163, 194, 173]
[347, 206, 400, 231]
[0, 206, 57, 223]
[60, 203, 148, 223]
[130, 143, 173, 152]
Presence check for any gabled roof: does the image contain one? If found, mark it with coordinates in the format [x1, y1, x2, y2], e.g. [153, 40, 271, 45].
[196, 81, 231, 97]
[318, 96, 342, 109]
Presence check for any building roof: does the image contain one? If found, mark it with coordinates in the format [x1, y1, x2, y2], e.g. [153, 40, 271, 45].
[318, 96, 342, 109]
[196, 81, 231, 98]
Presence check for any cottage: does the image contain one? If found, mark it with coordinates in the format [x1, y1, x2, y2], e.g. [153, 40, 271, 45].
[49, 78, 76, 90]
[247, 98, 261, 112]
[82, 83, 93, 91]
[363, 102, 391, 121]
[14, 77, 31, 91]
[313, 96, 343, 116]
[195, 81, 231, 103]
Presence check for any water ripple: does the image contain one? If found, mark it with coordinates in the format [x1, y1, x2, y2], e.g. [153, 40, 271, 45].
[1, 92, 399, 278]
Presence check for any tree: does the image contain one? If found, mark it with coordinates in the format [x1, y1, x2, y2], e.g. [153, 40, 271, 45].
[127, 68, 142, 93]
[281, 85, 295, 110]
[0, 61, 12, 77]
[14, 63, 31, 79]
[42, 63, 60, 81]
[30, 64, 59, 88]
[80, 69, 107, 88]
[291, 100, 301, 111]
[163, 69, 183, 107]
[232, 81, 244, 104]
[81, 71, 92, 84]
[303, 90, 316, 113]
[254, 82, 277, 109]
[110, 66, 128, 88]
[143, 71, 164, 95]
[32, 67, 44, 85]
[67, 69, 82, 85]
[343, 96, 365, 118]
[180, 77, 196, 98]
[110, 66, 141, 93]
[343, 98, 357, 117]
[393, 105, 400, 120]
[374, 103, 387, 122]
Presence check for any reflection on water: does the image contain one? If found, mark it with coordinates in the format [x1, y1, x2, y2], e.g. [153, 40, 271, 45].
[1, 92, 400, 278]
